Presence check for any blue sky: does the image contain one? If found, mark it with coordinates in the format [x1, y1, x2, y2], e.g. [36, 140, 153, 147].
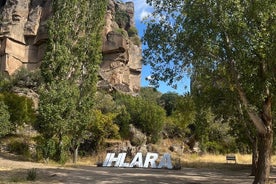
[122, 0, 190, 94]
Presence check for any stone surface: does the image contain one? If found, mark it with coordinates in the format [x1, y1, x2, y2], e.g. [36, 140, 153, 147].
[100, 0, 142, 94]
[0, 0, 50, 75]
[129, 124, 147, 147]
[0, 0, 142, 94]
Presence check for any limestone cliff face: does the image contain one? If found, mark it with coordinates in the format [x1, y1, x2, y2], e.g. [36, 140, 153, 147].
[0, 0, 51, 75]
[0, 0, 142, 94]
[100, 0, 142, 94]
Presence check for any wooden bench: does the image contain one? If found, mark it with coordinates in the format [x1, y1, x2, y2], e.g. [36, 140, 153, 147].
[226, 155, 237, 164]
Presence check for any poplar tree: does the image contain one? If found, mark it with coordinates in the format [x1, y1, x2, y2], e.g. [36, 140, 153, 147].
[37, 0, 107, 163]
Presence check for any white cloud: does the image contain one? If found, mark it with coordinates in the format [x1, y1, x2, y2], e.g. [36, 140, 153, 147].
[122, 0, 152, 21]
[140, 10, 151, 21]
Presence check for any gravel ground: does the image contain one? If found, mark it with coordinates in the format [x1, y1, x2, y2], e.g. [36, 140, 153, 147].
[0, 155, 275, 184]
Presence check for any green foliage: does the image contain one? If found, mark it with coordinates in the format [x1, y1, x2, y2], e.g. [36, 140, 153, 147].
[35, 136, 57, 162]
[158, 92, 180, 116]
[1, 92, 35, 130]
[163, 118, 186, 138]
[26, 168, 37, 181]
[94, 92, 117, 114]
[114, 93, 166, 143]
[114, 106, 131, 139]
[140, 87, 162, 103]
[114, 28, 128, 37]
[128, 26, 138, 37]
[0, 100, 11, 137]
[79, 110, 120, 154]
[91, 110, 120, 139]
[0, 73, 11, 91]
[130, 36, 141, 46]
[7, 139, 30, 158]
[143, 1, 276, 173]
[115, 10, 129, 29]
[37, 0, 107, 163]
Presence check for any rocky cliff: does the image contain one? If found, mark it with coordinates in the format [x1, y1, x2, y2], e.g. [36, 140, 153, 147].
[0, 0, 142, 94]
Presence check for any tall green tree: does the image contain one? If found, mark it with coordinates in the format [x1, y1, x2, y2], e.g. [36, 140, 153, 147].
[37, 0, 107, 163]
[143, 0, 275, 183]
[0, 100, 11, 138]
[158, 92, 181, 116]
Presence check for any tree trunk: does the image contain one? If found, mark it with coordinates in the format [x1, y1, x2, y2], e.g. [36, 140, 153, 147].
[251, 137, 258, 176]
[73, 145, 79, 164]
[236, 84, 272, 184]
[253, 94, 273, 184]
[253, 129, 273, 184]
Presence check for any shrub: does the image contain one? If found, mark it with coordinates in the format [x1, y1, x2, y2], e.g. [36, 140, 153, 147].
[127, 26, 138, 37]
[130, 36, 141, 46]
[115, 10, 129, 28]
[0, 100, 11, 137]
[114, 28, 128, 37]
[7, 139, 30, 158]
[26, 168, 37, 181]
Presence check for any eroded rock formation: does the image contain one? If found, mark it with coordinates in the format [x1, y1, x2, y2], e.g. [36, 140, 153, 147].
[100, 0, 142, 94]
[0, 0, 142, 94]
[0, 0, 51, 75]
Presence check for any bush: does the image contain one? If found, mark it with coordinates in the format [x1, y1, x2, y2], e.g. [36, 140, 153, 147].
[130, 36, 141, 46]
[204, 141, 224, 154]
[114, 28, 128, 37]
[26, 168, 37, 181]
[127, 26, 138, 37]
[115, 10, 129, 28]
[0, 100, 11, 137]
[7, 139, 30, 158]
[1, 92, 36, 130]
[113, 94, 166, 143]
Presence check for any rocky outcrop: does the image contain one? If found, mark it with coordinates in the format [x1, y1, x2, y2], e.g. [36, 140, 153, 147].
[0, 0, 142, 94]
[129, 124, 147, 146]
[99, 0, 142, 94]
[0, 0, 51, 75]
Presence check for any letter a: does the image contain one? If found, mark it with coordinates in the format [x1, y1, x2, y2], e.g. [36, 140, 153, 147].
[130, 152, 143, 168]
[144, 152, 158, 168]
[158, 153, 173, 169]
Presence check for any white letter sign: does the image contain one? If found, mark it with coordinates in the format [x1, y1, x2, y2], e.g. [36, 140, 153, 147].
[102, 152, 173, 169]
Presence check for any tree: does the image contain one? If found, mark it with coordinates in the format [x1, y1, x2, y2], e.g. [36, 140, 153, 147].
[37, 0, 107, 164]
[192, 74, 259, 173]
[0, 100, 11, 138]
[114, 93, 166, 143]
[143, 0, 275, 183]
[158, 92, 181, 116]
[140, 87, 162, 104]
[163, 94, 195, 139]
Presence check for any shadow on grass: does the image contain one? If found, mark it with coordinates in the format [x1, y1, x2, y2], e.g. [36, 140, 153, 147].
[182, 161, 251, 171]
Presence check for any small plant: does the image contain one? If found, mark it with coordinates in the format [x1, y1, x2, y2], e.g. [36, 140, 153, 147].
[130, 36, 141, 46]
[7, 139, 30, 158]
[127, 26, 138, 37]
[114, 28, 128, 37]
[173, 158, 182, 170]
[10, 176, 24, 182]
[26, 168, 37, 181]
[115, 10, 129, 28]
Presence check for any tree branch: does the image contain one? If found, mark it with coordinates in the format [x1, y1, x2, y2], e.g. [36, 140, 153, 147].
[236, 86, 266, 134]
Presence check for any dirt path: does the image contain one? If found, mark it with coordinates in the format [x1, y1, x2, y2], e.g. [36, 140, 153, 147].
[0, 156, 275, 184]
